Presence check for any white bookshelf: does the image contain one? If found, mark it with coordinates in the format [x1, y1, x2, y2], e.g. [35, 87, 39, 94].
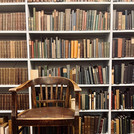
[111, 109, 134, 112]
[0, 0, 134, 134]
[28, 2, 111, 5]
[30, 58, 109, 61]
[29, 30, 111, 34]
[0, 110, 24, 114]
[80, 110, 109, 112]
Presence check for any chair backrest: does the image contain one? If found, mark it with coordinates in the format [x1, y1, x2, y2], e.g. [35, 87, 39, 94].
[28, 77, 74, 109]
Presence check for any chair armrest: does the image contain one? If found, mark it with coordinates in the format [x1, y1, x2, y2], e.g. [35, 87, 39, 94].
[9, 80, 32, 92]
[69, 79, 81, 116]
[69, 79, 82, 92]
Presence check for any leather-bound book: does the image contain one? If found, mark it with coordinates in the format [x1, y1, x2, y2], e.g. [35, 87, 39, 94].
[114, 64, 121, 84]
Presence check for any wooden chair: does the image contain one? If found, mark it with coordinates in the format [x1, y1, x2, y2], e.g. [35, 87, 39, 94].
[9, 76, 81, 134]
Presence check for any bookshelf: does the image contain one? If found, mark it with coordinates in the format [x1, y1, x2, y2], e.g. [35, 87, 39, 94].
[0, 0, 134, 134]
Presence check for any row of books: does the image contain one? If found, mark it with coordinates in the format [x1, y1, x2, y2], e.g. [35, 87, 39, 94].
[111, 88, 134, 110]
[113, 10, 134, 30]
[0, 40, 27, 58]
[112, 63, 134, 84]
[0, 13, 26, 31]
[80, 115, 108, 134]
[0, 68, 28, 85]
[29, 38, 110, 59]
[80, 91, 109, 110]
[0, 93, 29, 110]
[111, 115, 134, 134]
[0, 0, 25, 2]
[31, 64, 109, 84]
[113, 38, 134, 58]
[28, 0, 109, 2]
[29, 8, 110, 31]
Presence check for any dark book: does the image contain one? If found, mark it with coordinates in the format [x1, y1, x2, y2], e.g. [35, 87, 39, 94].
[85, 94, 89, 110]
[114, 64, 121, 84]
[127, 64, 133, 83]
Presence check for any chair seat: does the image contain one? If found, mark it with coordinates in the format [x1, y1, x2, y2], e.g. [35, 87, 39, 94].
[18, 107, 75, 120]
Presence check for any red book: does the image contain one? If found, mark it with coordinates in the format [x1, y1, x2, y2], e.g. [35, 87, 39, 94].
[111, 91, 113, 109]
[58, 67, 61, 76]
[98, 66, 103, 84]
[31, 41, 34, 58]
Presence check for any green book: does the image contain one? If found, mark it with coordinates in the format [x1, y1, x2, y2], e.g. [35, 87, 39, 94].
[33, 7, 36, 31]
[44, 40, 46, 58]
[82, 94, 85, 110]
[36, 96, 39, 108]
[44, 65, 48, 76]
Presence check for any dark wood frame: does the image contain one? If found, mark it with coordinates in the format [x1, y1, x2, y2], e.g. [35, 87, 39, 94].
[9, 76, 81, 134]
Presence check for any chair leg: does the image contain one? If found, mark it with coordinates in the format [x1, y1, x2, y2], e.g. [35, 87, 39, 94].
[12, 118, 18, 134]
[12, 124, 18, 134]
[75, 116, 79, 134]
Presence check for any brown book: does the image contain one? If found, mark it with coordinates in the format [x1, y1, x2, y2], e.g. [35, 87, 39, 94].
[65, 40, 69, 58]
[74, 40, 78, 58]
[72, 68, 76, 82]
[87, 116, 91, 134]
[118, 38, 122, 58]
[91, 94, 94, 110]
[84, 116, 88, 134]
[0, 116, 8, 124]
[131, 37, 134, 57]
[30, 70, 38, 79]
[122, 15, 125, 30]
[96, 38, 99, 58]
[71, 40, 74, 58]
[114, 95, 116, 109]
[126, 40, 129, 57]
[118, 12, 122, 30]
[65, 9, 71, 31]
[116, 89, 119, 110]
[80, 42, 84, 58]
[83, 39, 86, 58]
[82, 122, 85, 134]
[90, 116, 95, 133]
[70, 69, 73, 80]
[94, 116, 99, 133]
[87, 39, 90, 58]
[78, 43, 80, 58]
[98, 66, 103, 84]
[79, 117, 81, 134]
[0, 14, 2, 30]
[111, 120, 114, 134]
[76, 9, 80, 31]
[116, 118, 119, 134]
[112, 68, 114, 84]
